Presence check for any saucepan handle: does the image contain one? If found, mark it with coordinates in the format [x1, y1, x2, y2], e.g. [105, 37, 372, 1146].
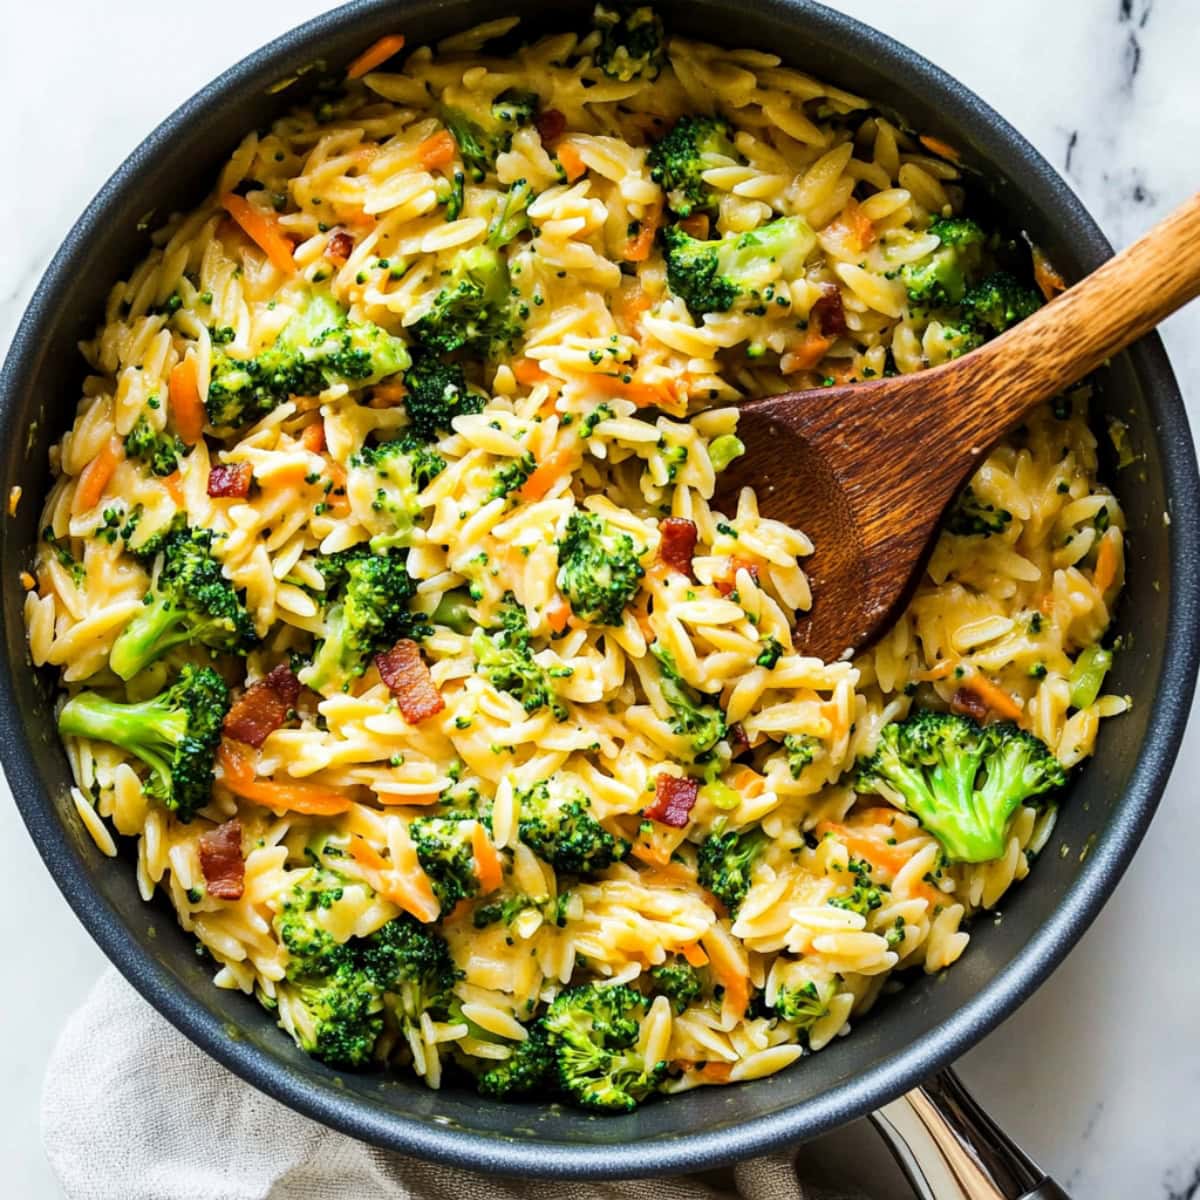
[868, 1068, 1071, 1200]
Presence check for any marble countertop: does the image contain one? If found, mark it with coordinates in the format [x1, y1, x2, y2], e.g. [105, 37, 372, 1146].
[1, 1, 1196, 1196]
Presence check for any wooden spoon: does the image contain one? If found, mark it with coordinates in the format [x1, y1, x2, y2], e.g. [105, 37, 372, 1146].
[713, 192, 1200, 662]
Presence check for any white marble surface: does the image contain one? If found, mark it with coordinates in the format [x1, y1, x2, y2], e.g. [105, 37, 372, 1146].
[1, 2, 1197, 1197]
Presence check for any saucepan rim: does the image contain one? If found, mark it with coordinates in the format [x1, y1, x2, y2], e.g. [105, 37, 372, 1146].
[2, 0, 1197, 1178]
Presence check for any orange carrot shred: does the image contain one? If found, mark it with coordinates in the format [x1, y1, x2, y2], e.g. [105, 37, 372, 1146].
[783, 327, 834, 373]
[1093, 534, 1120, 594]
[346, 33, 406, 80]
[700, 1062, 733, 1083]
[681, 941, 709, 968]
[518, 446, 577, 501]
[557, 143, 587, 182]
[301, 420, 326, 454]
[919, 135, 961, 162]
[417, 129, 457, 170]
[545, 593, 571, 634]
[676, 213, 710, 239]
[220, 193, 296, 275]
[72, 437, 122, 514]
[623, 203, 661, 263]
[512, 357, 555, 387]
[471, 822, 503, 894]
[162, 471, 185, 506]
[217, 740, 353, 816]
[963, 673, 1023, 722]
[169, 355, 205, 446]
[1032, 245, 1067, 302]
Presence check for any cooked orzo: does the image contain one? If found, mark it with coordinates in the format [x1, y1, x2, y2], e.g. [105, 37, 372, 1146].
[29, 7, 1127, 1110]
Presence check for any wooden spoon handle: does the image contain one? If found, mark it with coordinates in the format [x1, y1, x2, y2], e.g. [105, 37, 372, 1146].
[957, 190, 1200, 434]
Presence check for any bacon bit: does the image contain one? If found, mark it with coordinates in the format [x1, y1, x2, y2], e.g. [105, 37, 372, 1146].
[728, 723, 751, 759]
[217, 740, 352, 816]
[645, 774, 699, 829]
[417, 129, 457, 170]
[1032, 245, 1067, 302]
[376, 639, 445, 724]
[676, 213, 710, 240]
[223, 664, 301, 749]
[623, 203, 661, 263]
[557, 143, 587, 183]
[810, 284, 847, 336]
[219, 193, 296, 276]
[716, 556, 760, 596]
[534, 108, 567, 146]
[545, 593, 571, 635]
[198, 819, 245, 900]
[325, 230, 354, 264]
[950, 687, 990, 722]
[346, 33, 406, 79]
[658, 517, 697, 577]
[680, 941, 709, 968]
[207, 462, 253, 499]
[301, 420, 326, 454]
[72, 437, 123, 514]
[919, 134, 961, 162]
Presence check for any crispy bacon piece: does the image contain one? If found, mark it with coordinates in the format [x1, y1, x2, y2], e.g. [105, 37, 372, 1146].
[325, 230, 355, 264]
[810, 285, 847, 337]
[659, 517, 697, 577]
[534, 108, 566, 146]
[207, 462, 253, 499]
[198, 819, 245, 900]
[950, 688, 989, 723]
[728, 723, 751, 759]
[716, 557, 760, 596]
[222, 664, 301, 748]
[376, 639, 445, 724]
[645, 774, 700, 829]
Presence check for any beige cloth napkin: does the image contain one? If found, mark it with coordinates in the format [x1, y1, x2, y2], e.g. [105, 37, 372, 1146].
[42, 970, 868, 1200]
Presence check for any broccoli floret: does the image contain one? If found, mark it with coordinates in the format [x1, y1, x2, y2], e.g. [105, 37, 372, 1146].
[359, 912, 459, 1031]
[401, 350, 485, 441]
[472, 892, 544, 928]
[274, 866, 350, 977]
[650, 643, 727, 757]
[591, 4, 665, 82]
[901, 217, 985, 308]
[486, 179, 535, 249]
[755, 636, 783, 669]
[516, 778, 627, 875]
[959, 271, 1042, 335]
[348, 434, 446, 552]
[556, 510, 646, 626]
[945, 485, 1012, 536]
[430, 588, 476, 635]
[855, 709, 1067, 863]
[299, 546, 423, 694]
[649, 960, 702, 1013]
[662, 215, 816, 317]
[411, 246, 523, 358]
[471, 594, 565, 717]
[543, 983, 667, 1112]
[828, 857, 886, 917]
[489, 453, 536, 500]
[108, 525, 256, 680]
[207, 292, 410, 428]
[284, 959, 384, 1068]
[442, 90, 539, 183]
[782, 733, 821, 779]
[57, 664, 229, 822]
[773, 976, 837, 1030]
[478, 1019, 555, 1098]
[410, 814, 481, 912]
[648, 116, 740, 218]
[697, 827, 767, 914]
[124, 414, 186, 477]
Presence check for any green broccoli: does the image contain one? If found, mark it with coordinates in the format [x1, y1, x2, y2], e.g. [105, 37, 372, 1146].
[207, 292, 410, 428]
[57, 664, 230, 822]
[359, 912, 459, 1033]
[471, 595, 565, 717]
[516, 778, 627, 875]
[555, 510, 646, 626]
[649, 959, 702, 1013]
[828, 857, 886, 917]
[282, 958, 384, 1068]
[1067, 644, 1113, 710]
[542, 983, 667, 1112]
[650, 643, 727, 757]
[772, 976, 837, 1030]
[855, 709, 1067, 863]
[945, 485, 1012, 536]
[299, 546, 423, 694]
[430, 588, 476, 635]
[411, 246, 523, 358]
[755, 636, 783, 669]
[348, 434, 446, 552]
[108, 524, 256, 680]
[697, 827, 768, 914]
[477, 1020, 555, 1099]
[274, 866, 351, 977]
[124, 414, 186, 477]
[959, 271, 1042, 335]
[782, 733, 821, 779]
[591, 4, 665, 82]
[648, 116, 741, 219]
[402, 350, 485, 441]
[662, 215, 817, 317]
[489, 453, 536, 500]
[901, 217, 985, 308]
[442, 90, 539, 183]
[410, 814, 481, 912]
[486, 179, 535, 249]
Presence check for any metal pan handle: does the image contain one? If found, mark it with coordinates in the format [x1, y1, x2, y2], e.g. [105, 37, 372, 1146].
[869, 1069, 1070, 1200]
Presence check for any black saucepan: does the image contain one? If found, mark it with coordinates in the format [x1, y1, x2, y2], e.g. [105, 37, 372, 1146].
[2, 0, 1197, 1187]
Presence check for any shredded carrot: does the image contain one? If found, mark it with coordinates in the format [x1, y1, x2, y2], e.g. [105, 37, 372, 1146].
[349, 835, 440, 923]
[1093, 533, 1119, 594]
[471, 822, 503, 894]
[843, 197, 876, 250]
[681, 941, 709, 968]
[372, 791, 441, 807]
[1038, 590, 1056, 615]
[72, 437, 122, 514]
[301, 420, 326, 454]
[557, 143, 587, 183]
[220, 193, 296, 275]
[168, 355, 205, 446]
[916, 659, 956, 682]
[518, 446, 577, 501]
[783, 326, 834, 373]
[630, 842, 672, 868]
[589, 371, 674, 409]
[417, 129, 457, 170]
[816, 820, 911, 876]
[345, 33, 405, 80]
[545, 593, 571, 635]
[919, 134, 960, 162]
[963, 673, 1023, 722]
[512, 357, 555, 388]
[218, 740, 353, 815]
[614, 287, 651, 334]
[268, 463, 313, 490]
[700, 1062, 733, 1083]
[702, 931, 749, 1019]
[1032, 245, 1067, 302]
[732, 766, 765, 798]
[369, 383, 408, 408]
[676, 213, 710, 239]
[162, 471, 185, 506]
[851, 806, 907, 830]
[623, 203, 661, 263]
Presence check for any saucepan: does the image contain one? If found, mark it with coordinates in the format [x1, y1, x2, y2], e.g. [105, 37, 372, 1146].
[1, 2, 1196, 1196]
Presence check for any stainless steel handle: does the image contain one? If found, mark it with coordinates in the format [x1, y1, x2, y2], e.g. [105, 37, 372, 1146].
[869, 1069, 1071, 1200]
